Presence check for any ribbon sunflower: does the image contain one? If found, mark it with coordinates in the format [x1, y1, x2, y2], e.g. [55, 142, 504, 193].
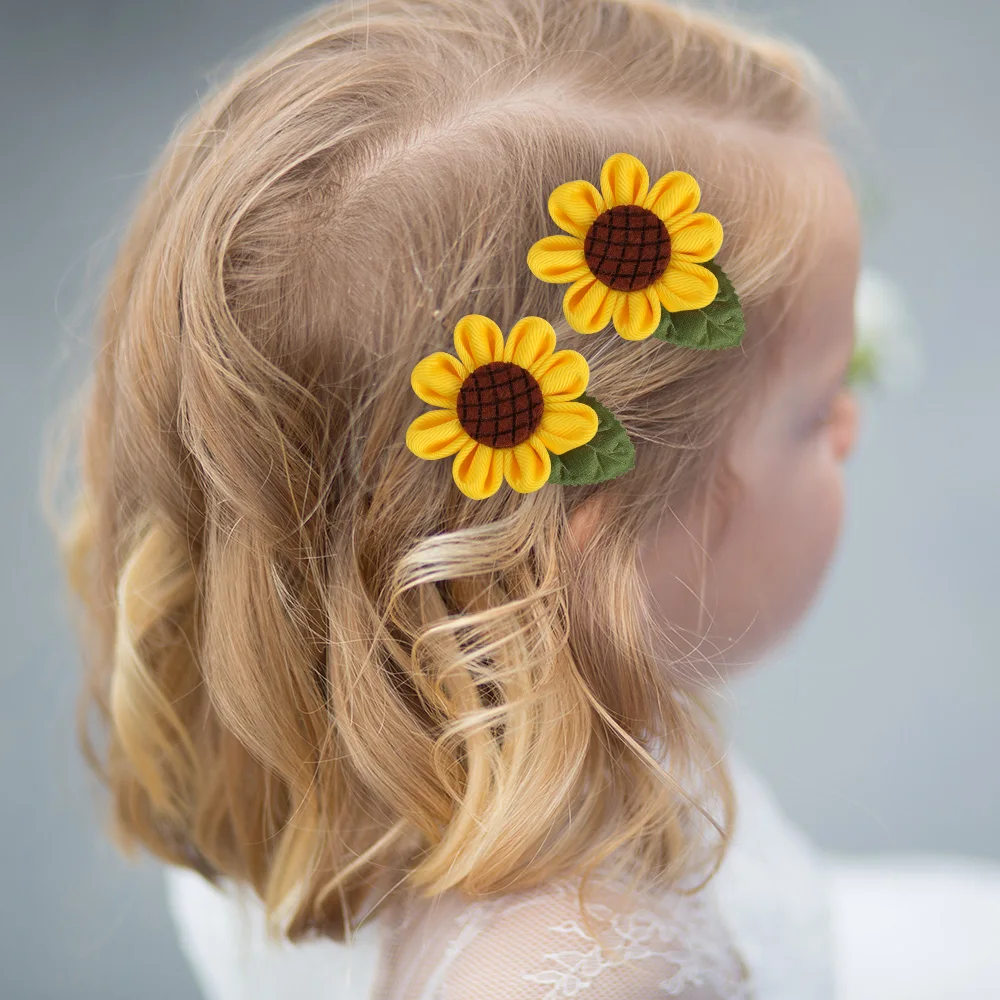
[405, 314, 634, 499]
[527, 152, 745, 348]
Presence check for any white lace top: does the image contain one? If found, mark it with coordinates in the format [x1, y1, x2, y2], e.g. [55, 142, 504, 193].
[164, 750, 837, 999]
[370, 861, 751, 998]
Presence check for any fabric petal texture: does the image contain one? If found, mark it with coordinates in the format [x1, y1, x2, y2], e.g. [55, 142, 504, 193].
[644, 170, 701, 224]
[655, 260, 720, 312]
[535, 401, 599, 455]
[533, 350, 589, 401]
[613, 287, 661, 341]
[504, 439, 551, 493]
[452, 438, 503, 500]
[405, 410, 468, 459]
[563, 276, 616, 335]
[548, 180, 605, 239]
[453, 314, 504, 371]
[667, 212, 724, 263]
[410, 351, 467, 408]
[599, 152, 650, 209]
[503, 316, 557, 370]
[526, 235, 590, 284]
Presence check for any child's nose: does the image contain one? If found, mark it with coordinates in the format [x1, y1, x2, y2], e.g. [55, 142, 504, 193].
[831, 388, 860, 462]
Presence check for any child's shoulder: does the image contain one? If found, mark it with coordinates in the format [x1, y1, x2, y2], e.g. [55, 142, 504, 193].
[375, 867, 750, 999]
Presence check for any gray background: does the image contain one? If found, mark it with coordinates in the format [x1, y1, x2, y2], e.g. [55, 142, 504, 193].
[1, 1, 997, 997]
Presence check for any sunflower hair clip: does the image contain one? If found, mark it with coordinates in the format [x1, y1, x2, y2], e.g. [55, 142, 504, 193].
[405, 153, 745, 500]
[527, 152, 745, 348]
[405, 314, 633, 500]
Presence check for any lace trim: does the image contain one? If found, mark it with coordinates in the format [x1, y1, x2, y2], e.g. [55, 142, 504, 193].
[434, 872, 752, 998]
[523, 878, 749, 997]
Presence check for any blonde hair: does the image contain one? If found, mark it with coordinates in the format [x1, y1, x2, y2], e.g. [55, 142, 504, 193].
[47, 0, 840, 945]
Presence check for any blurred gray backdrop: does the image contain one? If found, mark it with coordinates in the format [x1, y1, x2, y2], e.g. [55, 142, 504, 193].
[1, 1, 997, 997]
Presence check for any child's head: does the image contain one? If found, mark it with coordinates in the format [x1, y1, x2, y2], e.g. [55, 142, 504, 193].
[55, 0, 858, 940]
[628, 151, 860, 674]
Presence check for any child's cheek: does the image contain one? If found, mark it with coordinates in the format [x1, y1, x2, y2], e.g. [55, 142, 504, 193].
[737, 437, 846, 655]
[777, 441, 845, 629]
[635, 435, 847, 675]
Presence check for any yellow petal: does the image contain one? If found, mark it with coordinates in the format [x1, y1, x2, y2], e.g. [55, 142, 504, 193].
[667, 212, 724, 263]
[453, 314, 504, 371]
[654, 260, 719, 313]
[612, 287, 661, 341]
[503, 316, 556, 370]
[563, 276, 616, 335]
[548, 180, 605, 239]
[600, 152, 650, 209]
[503, 438, 551, 493]
[452, 438, 504, 500]
[405, 410, 468, 459]
[410, 352, 467, 408]
[643, 170, 701, 225]
[533, 349, 589, 401]
[526, 234, 590, 284]
[534, 401, 599, 455]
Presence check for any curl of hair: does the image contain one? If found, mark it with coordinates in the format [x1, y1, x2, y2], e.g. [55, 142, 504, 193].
[46, 0, 840, 945]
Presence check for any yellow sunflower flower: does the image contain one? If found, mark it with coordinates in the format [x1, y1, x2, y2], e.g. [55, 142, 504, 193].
[527, 152, 725, 341]
[405, 314, 599, 500]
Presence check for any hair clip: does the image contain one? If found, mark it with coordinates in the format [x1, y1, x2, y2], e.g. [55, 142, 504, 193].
[404, 155, 749, 500]
[527, 152, 745, 349]
[405, 314, 635, 499]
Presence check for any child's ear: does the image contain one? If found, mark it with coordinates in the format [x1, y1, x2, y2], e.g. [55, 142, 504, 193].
[567, 494, 605, 553]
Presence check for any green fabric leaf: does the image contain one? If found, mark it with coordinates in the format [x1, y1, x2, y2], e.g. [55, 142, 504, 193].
[651, 259, 745, 350]
[547, 393, 635, 486]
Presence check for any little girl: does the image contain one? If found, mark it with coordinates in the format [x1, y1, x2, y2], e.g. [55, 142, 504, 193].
[53, 0, 1000, 997]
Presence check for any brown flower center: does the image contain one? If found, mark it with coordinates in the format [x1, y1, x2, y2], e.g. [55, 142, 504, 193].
[584, 204, 672, 292]
[456, 361, 544, 449]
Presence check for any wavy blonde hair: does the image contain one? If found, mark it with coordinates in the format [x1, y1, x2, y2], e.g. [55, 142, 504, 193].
[46, 0, 840, 945]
